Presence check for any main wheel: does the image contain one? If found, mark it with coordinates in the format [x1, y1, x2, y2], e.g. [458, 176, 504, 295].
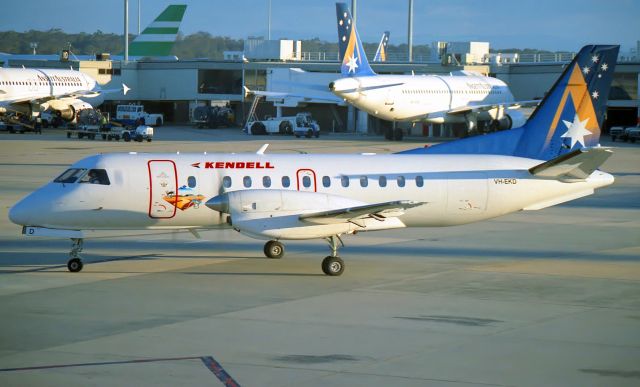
[67, 258, 83, 273]
[305, 129, 313, 138]
[321, 256, 344, 276]
[264, 240, 284, 259]
[251, 122, 267, 135]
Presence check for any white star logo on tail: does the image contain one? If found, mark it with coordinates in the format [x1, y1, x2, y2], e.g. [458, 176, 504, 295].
[346, 55, 359, 73]
[561, 114, 592, 148]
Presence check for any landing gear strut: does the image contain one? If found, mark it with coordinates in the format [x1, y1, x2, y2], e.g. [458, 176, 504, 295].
[67, 238, 84, 272]
[321, 235, 345, 276]
[264, 240, 284, 259]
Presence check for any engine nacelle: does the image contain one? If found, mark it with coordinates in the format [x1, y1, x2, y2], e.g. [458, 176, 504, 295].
[48, 100, 93, 122]
[206, 189, 367, 240]
[494, 110, 527, 130]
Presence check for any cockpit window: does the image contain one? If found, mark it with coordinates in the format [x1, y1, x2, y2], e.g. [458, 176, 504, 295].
[79, 169, 110, 185]
[54, 168, 86, 184]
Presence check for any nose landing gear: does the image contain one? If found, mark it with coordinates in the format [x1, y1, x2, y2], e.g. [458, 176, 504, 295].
[67, 238, 84, 272]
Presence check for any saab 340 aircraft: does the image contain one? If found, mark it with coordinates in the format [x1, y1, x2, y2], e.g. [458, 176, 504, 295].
[329, 3, 536, 136]
[9, 44, 619, 276]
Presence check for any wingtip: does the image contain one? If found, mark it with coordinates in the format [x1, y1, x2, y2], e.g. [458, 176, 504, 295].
[122, 83, 130, 95]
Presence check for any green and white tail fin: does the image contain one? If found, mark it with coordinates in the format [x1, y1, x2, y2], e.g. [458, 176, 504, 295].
[129, 4, 187, 57]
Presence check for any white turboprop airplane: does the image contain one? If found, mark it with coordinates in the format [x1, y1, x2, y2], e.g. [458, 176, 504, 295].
[0, 67, 129, 122]
[330, 3, 536, 138]
[9, 44, 619, 276]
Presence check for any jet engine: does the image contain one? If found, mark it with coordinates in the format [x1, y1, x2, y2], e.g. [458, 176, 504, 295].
[492, 110, 527, 130]
[48, 100, 93, 122]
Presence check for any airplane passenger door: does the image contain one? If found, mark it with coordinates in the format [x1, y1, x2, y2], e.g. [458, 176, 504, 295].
[148, 160, 178, 218]
[296, 169, 317, 192]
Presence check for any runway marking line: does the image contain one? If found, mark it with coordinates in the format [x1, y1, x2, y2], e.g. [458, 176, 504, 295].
[0, 355, 241, 386]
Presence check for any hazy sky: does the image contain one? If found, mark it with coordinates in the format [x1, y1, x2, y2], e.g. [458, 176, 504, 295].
[2, 0, 638, 51]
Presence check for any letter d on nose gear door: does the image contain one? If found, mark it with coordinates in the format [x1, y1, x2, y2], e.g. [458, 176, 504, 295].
[148, 160, 178, 218]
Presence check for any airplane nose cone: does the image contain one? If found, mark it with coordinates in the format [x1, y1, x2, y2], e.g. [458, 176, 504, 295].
[9, 198, 31, 226]
[206, 194, 229, 213]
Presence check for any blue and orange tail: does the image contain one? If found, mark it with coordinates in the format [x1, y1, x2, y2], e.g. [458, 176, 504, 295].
[513, 45, 619, 160]
[373, 31, 390, 62]
[336, 2, 376, 77]
[402, 45, 620, 160]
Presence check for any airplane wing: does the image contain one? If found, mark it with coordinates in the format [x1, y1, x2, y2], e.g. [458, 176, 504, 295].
[244, 87, 342, 104]
[1, 84, 130, 107]
[446, 100, 540, 115]
[529, 147, 613, 181]
[300, 200, 424, 226]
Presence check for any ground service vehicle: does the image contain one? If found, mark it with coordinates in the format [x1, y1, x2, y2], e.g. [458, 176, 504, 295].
[115, 105, 163, 127]
[192, 106, 234, 128]
[248, 112, 320, 137]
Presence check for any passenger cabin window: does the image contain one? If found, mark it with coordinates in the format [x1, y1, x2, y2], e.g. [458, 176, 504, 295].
[322, 176, 331, 188]
[79, 169, 110, 185]
[341, 176, 349, 187]
[54, 168, 86, 184]
[222, 176, 232, 189]
[379, 176, 387, 187]
[415, 176, 424, 187]
[187, 176, 197, 188]
[243, 176, 252, 188]
[397, 176, 406, 187]
[263, 176, 271, 188]
[282, 176, 291, 188]
[360, 176, 368, 187]
[302, 175, 311, 188]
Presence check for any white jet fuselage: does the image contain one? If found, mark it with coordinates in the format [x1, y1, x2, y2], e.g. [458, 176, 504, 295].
[9, 152, 613, 240]
[331, 74, 515, 123]
[0, 68, 102, 115]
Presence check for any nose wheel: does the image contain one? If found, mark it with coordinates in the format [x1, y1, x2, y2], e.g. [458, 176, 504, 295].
[67, 238, 84, 273]
[264, 240, 284, 259]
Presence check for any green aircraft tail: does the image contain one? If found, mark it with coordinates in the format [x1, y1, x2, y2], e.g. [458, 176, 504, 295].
[128, 4, 187, 57]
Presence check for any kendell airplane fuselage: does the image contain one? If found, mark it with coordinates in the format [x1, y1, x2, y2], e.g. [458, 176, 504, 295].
[10, 150, 613, 241]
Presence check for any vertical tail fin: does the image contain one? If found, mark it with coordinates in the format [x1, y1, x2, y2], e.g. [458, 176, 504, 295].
[335, 2, 376, 77]
[129, 4, 187, 57]
[514, 45, 619, 160]
[373, 31, 390, 62]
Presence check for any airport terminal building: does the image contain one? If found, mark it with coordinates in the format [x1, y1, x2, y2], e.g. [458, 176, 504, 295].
[5, 40, 640, 136]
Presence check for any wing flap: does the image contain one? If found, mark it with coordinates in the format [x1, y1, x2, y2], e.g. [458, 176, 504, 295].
[529, 147, 612, 181]
[300, 200, 424, 225]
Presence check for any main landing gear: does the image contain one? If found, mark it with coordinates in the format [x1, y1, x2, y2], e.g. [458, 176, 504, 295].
[321, 235, 345, 276]
[67, 238, 84, 272]
[263, 236, 346, 276]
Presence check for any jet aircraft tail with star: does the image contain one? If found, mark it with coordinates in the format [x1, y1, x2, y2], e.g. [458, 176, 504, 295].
[402, 44, 620, 161]
[336, 2, 376, 77]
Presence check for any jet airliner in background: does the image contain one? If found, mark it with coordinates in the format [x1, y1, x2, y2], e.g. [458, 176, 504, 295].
[330, 3, 537, 138]
[8, 44, 619, 276]
[0, 67, 129, 123]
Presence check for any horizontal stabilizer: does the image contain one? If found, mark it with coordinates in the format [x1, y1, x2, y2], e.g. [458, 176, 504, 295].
[300, 200, 424, 226]
[529, 147, 612, 181]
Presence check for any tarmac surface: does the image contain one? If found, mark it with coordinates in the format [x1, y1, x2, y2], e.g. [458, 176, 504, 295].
[1, 126, 639, 386]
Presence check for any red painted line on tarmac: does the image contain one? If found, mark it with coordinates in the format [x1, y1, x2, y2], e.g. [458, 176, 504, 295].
[0, 355, 241, 385]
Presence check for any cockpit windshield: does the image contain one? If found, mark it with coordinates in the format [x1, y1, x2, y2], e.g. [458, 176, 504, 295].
[53, 168, 110, 185]
[54, 168, 87, 184]
[79, 169, 110, 185]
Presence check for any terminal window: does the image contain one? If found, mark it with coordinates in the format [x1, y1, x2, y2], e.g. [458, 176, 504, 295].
[198, 70, 242, 94]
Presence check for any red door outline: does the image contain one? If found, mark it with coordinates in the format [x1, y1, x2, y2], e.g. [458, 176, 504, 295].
[296, 169, 317, 192]
[148, 160, 178, 219]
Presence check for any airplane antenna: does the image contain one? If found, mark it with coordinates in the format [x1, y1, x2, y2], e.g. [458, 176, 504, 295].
[257, 144, 269, 155]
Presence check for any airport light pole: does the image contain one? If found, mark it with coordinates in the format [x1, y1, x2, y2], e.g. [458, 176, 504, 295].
[351, 0, 356, 22]
[138, 0, 141, 35]
[29, 42, 38, 55]
[408, 0, 413, 62]
[124, 0, 129, 63]
[268, 0, 271, 40]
